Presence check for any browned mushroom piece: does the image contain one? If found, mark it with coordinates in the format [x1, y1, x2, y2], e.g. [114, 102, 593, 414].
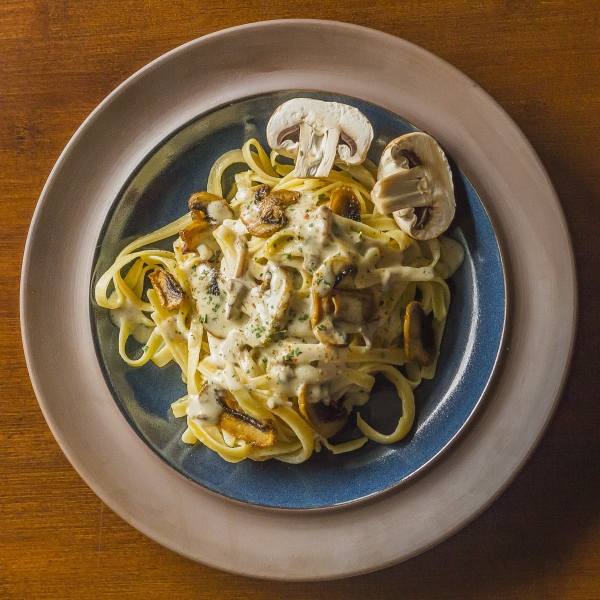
[254, 184, 271, 202]
[188, 191, 233, 224]
[403, 300, 436, 367]
[268, 189, 301, 206]
[311, 256, 360, 346]
[311, 313, 348, 348]
[299, 385, 349, 439]
[215, 395, 277, 447]
[148, 266, 185, 310]
[239, 187, 300, 238]
[329, 186, 362, 222]
[179, 220, 210, 254]
[188, 191, 224, 212]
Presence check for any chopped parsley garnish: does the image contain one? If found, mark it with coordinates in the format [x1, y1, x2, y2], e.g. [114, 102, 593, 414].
[298, 313, 309, 322]
[284, 347, 303, 362]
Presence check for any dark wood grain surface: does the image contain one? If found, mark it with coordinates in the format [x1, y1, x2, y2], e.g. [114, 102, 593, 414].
[2, 1, 599, 597]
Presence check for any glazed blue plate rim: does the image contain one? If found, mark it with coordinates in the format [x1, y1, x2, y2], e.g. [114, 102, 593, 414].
[90, 90, 507, 510]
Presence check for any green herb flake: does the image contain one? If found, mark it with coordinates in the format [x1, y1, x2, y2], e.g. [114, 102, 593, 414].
[284, 347, 303, 362]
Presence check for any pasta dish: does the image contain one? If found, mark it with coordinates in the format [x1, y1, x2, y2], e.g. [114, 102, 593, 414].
[94, 98, 464, 464]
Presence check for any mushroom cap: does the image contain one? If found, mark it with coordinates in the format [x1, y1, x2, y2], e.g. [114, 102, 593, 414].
[372, 132, 456, 240]
[266, 98, 373, 177]
[403, 301, 436, 367]
[298, 384, 349, 439]
[329, 186, 362, 222]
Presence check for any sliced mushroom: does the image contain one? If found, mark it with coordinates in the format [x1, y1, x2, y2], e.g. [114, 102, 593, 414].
[148, 266, 185, 310]
[266, 98, 374, 178]
[329, 290, 375, 323]
[188, 191, 233, 224]
[311, 256, 358, 346]
[234, 232, 250, 279]
[268, 189, 301, 206]
[371, 132, 455, 240]
[329, 186, 361, 222]
[215, 394, 277, 447]
[404, 301, 436, 367]
[179, 220, 210, 254]
[299, 384, 349, 439]
[312, 255, 357, 298]
[311, 288, 375, 347]
[239, 186, 300, 238]
[180, 192, 233, 253]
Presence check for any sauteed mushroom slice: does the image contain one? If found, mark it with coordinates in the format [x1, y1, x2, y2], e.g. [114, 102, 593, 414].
[179, 220, 210, 254]
[311, 308, 348, 346]
[299, 384, 349, 439]
[148, 266, 185, 310]
[311, 256, 359, 346]
[180, 192, 234, 253]
[239, 187, 300, 238]
[329, 186, 361, 222]
[188, 191, 233, 224]
[269, 189, 301, 206]
[215, 395, 277, 447]
[312, 255, 357, 298]
[404, 301, 436, 367]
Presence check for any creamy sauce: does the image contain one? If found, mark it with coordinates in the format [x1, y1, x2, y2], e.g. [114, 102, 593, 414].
[109, 296, 152, 344]
[157, 314, 188, 343]
[187, 189, 447, 403]
[186, 385, 224, 425]
[206, 200, 233, 224]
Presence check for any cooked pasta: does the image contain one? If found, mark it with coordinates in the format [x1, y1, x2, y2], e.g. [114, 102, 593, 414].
[95, 131, 464, 464]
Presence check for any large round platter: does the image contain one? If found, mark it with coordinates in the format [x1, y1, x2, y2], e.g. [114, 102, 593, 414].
[21, 20, 576, 579]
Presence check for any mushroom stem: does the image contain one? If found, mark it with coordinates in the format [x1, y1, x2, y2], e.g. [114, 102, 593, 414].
[371, 168, 433, 213]
[314, 127, 340, 178]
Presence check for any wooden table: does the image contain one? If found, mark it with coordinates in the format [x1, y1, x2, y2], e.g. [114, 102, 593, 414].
[2, 1, 599, 597]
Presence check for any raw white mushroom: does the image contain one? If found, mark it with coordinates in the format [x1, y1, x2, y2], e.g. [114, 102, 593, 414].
[266, 98, 373, 178]
[371, 132, 455, 240]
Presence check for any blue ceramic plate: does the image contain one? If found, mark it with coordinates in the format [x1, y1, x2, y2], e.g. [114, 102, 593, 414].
[91, 91, 506, 509]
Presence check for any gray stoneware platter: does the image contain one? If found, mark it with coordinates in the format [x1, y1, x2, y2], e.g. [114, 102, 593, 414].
[21, 20, 576, 580]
